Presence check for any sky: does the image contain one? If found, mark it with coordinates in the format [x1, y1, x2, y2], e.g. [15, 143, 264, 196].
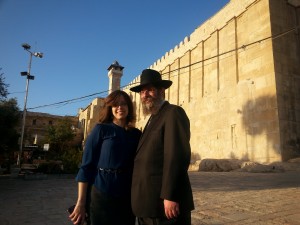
[0, 0, 229, 116]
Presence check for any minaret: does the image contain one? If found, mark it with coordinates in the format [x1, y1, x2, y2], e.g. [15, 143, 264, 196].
[107, 61, 124, 94]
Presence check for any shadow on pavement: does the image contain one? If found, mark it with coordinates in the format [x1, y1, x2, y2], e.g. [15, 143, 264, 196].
[189, 171, 300, 192]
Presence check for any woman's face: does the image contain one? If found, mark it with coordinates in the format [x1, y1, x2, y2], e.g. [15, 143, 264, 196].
[111, 95, 129, 121]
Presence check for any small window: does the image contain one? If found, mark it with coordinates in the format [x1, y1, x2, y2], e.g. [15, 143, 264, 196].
[32, 119, 36, 125]
[81, 119, 85, 128]
[49, 120, 53, 125]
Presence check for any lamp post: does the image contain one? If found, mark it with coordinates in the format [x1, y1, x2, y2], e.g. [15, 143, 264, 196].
[17, 43, 43, 166]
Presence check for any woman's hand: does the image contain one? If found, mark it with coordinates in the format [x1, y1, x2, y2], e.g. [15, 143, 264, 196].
[69, 204, 86, 225]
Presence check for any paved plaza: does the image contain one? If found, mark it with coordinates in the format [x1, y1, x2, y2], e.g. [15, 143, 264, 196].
[189, 171, 300, 225]
[0, 170, 299, 225]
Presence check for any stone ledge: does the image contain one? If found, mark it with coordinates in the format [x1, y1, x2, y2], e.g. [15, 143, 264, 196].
[189, 157, 300, 173]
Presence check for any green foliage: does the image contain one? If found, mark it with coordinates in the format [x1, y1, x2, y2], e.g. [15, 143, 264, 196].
[34, 147, 82, 174]
[60, 147, 83, 173]
[46, 117, 76, 154]
[0, 71, 19, 148]
[0, 98, 21, 157]
[37, 161, 63, 174]
[45, 117, 82, 173]
[0, 70, 20, 166]
[0, 69, 9, 100]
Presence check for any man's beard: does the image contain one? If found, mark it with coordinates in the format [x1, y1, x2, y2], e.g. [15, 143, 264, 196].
[142, 96, 163, 116]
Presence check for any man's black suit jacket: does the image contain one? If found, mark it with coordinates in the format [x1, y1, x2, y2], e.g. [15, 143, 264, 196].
[131, 101, 194, 217]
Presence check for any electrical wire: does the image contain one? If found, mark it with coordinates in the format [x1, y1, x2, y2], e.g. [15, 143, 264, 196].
[28, 25, 299, 111]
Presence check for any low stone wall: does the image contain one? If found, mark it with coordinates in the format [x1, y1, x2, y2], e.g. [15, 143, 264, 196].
[189, 158, 300, 172]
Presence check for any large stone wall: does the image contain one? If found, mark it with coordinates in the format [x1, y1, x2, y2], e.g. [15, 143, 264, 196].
[270, 0, 300, 160]
[125, 0, 300, 163]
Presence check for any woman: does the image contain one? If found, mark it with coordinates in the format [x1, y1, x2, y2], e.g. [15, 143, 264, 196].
[69, 90, 141, 225]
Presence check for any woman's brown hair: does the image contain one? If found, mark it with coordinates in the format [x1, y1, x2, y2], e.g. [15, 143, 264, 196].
[98, 90, 135, 127]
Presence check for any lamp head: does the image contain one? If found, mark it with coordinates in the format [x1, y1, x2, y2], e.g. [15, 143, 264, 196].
[28, 75, 35, 80]
[22, 43, 31, 50]
[34, 52, 43, 58]
[20, 72, 28, 76]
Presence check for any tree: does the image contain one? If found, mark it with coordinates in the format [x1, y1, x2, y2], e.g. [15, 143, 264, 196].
[47, 117, 76, 158]
[0, 68, 9, 100]
[0, 98, 21, 164]
[44, 118, 83, 173]
[0, 70, 20, 168]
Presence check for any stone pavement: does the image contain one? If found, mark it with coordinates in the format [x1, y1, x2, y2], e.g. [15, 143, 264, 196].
[0, 171, 299, 225]
[189, 171, 300, 225]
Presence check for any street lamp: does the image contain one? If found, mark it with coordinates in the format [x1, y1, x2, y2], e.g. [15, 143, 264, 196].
[17, 43, 43, 166]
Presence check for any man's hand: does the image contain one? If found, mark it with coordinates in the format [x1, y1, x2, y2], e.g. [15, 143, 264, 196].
[164, 199, 180, 219]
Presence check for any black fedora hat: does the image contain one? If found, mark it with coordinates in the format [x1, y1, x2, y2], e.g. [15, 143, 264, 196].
[130, 69, 172, 93]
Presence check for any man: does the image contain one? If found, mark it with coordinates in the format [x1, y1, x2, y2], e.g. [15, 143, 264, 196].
[130, 69, 194, 225]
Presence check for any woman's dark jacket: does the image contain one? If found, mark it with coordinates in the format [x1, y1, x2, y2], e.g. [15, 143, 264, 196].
[76, 123, 141, 197]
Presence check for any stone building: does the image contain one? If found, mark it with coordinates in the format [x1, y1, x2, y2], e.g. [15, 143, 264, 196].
[79, 0, 300, 163]
[16, 111, 81, 163]
[124, 0, 300, 163]
[78, 61, 125, 142]
[20, 111, 80, 148]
